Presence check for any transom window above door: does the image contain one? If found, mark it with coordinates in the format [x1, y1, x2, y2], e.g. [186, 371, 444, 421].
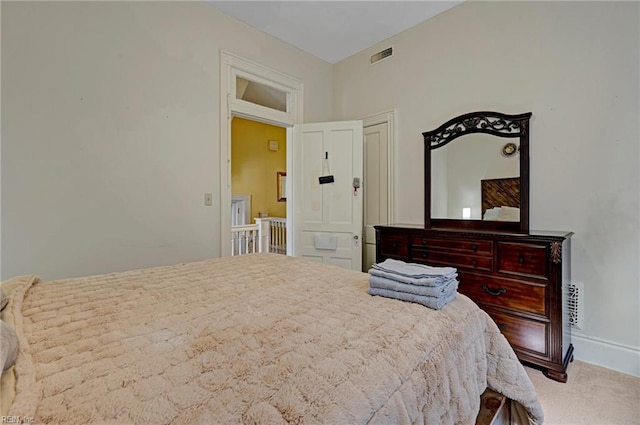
[229, 67, 298, 126]
[236, 76, 287, 113]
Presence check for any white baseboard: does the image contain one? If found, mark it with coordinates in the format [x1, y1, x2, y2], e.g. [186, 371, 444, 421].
[572, 332, 640, 377]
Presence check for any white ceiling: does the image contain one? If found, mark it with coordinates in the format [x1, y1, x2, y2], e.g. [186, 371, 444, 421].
[209, 1, 463, 64]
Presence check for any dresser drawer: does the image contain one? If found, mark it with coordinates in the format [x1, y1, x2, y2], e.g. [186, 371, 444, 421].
[411, 249, 492, 272]
[458, 273, 547, 316]
[379, 233, 408, 258]
[488, 310, 548, 356]
[412, 237, 493, 256]
[498, 242, 548, 279]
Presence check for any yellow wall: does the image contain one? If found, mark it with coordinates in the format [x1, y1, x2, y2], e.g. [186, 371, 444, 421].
[231, 117, 286, 221]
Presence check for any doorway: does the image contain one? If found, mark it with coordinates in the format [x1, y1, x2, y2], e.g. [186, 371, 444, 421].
[230, 117, 288, 255]
[220, 51, 303, 257]
[231, 117, 287, 223]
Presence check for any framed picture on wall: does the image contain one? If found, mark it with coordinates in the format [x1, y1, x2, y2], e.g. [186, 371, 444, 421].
[277, 171, 287, 202]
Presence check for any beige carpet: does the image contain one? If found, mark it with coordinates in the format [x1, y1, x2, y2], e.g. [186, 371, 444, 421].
[525, 361, 640, 425]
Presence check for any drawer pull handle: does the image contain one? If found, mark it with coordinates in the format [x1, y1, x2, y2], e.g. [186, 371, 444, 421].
[471, 259, 478, 266]
[422, 239, 427, 245]
[471, 244, 478, 251]
[482, 284, 507, 296]
[518, 255, 525, 264]
[421, 252, 428, 259]
[498, 323, 508, 331]
[392, 243, 398, 249]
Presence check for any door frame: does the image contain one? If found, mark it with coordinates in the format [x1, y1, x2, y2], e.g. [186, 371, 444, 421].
[220, 51, 303, 256]
[362, 109, 396, 226]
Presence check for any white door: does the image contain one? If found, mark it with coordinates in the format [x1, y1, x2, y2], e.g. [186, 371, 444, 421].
[292, 121, 363, 271]
[363, 122, 389, 271]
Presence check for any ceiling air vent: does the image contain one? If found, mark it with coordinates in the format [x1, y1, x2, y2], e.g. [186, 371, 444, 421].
[370, 47, 393, 64]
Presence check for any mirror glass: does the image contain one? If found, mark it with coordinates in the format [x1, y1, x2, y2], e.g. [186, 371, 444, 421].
[431, 134, 519, 220]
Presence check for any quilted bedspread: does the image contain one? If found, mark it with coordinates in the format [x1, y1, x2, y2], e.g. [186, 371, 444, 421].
[4, 253, 543, 424]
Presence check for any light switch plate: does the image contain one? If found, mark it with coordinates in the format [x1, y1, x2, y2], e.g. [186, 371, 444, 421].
[269, 140, 279, 151]
[204, 193, 213, 206]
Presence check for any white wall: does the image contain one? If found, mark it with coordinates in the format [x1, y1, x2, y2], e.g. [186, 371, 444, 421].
[333, 1, 639, 376]
[1, 1, 333, 280]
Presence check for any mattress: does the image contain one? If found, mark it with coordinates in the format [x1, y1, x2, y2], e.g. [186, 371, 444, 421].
[2, 253, 543, 424]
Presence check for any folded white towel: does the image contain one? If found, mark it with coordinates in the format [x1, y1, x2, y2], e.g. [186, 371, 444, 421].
[368, 287, 456, 310]
[369, 275, 458, 297]
[372, 259, 457, 279]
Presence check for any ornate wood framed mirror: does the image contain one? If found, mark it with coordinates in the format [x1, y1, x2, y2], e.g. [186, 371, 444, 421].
[423, 111, 532, 233]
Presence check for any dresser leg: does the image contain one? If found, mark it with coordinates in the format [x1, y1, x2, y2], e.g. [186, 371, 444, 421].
[543, 368, 568, 383]
[542, 343, 574, 383]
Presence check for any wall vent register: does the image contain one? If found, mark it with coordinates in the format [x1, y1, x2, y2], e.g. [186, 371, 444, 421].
[567, 281, 584, 330]
[370, 47, 393, 64]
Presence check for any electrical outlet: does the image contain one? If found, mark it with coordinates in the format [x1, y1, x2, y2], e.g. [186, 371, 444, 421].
[204, 193, 213, 206]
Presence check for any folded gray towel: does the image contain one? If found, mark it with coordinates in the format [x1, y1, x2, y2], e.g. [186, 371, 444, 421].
[369, 268, 457, 287]
[369, 275, 458, 297]
[368, 287, 456, 310]
[373, 259, 457, 279]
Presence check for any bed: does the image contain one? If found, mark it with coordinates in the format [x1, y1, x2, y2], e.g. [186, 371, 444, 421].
[1, 253, 543, 424]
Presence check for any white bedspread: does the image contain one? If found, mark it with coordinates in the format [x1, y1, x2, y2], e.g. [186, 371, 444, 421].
[4, 253, 543, 424]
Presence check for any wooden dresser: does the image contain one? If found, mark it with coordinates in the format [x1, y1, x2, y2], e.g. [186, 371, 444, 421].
[375, 225, 574, 382]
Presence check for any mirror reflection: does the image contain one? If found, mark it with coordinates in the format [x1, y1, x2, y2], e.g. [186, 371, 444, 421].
[431, 134, 520, 221]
